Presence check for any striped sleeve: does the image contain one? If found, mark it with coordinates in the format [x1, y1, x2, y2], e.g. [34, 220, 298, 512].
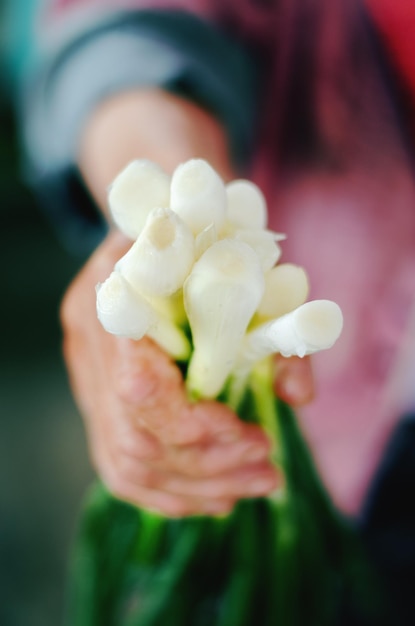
[3, 2, 259, 252]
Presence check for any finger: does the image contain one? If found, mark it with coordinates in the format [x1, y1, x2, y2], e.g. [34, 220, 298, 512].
[100, 448, 235, 517]
[167, 424, 272, 478]
[104, 473, 199, 517]
[161, 464, 281, 501]
[273, 355, 315, 406]
[187, 401, 246, 443]
[113, 337, 205, 442]
[113, 421, 163, 461]
[87, 230, 133, 278]
[93, 437, 193, 516]
[113, 338, 242, 445]
[118, 454, 281, 502]
[62, 324, 106, 419]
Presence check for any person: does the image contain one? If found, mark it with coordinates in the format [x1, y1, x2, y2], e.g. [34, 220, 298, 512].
[3, 0, 415, 621]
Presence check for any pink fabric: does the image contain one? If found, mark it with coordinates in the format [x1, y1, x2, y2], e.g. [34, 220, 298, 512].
[268, 167, 415, 513]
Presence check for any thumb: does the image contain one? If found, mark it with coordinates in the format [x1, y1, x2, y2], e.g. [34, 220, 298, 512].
[273, 355, 315, 407]
[113, 337, 208, 445]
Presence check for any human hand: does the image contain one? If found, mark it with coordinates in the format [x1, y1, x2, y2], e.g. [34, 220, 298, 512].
[66, 88, 314, 516]
[61, 232, 289, 516]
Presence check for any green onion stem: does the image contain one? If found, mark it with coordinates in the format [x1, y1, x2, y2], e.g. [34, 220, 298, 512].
[249, 358, 284, 483]
[132, 510, 166, 565]
[216, 503, 257, 626]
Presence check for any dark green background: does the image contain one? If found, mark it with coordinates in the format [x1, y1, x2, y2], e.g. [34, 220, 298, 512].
[0, 83, 94, 624]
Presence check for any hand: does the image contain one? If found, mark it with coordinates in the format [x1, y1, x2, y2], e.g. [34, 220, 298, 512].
[61, 233, 285, 516]
[66, 88, 314, 517]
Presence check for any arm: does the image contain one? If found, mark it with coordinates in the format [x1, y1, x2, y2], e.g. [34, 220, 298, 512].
[77, 89, 236, 212]
[8, 0, 311, 515]
[8, 3, 257, 253]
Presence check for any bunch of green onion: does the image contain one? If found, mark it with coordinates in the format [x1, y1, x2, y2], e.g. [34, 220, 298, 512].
[66, 159, 383, 626]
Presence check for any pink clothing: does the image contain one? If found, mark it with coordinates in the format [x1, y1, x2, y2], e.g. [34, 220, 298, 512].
[36, 0, 415, 513]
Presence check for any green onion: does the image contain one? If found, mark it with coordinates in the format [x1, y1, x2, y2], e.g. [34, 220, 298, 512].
[116, 207, 195, 297]
[108, 159, 170, 240]
[69, 158, 382, 626]
[184, 239, 264, 398]
[225, 179, 268, 230]
[96, 271, 190, 360]
[242, 299, 344, 361]
[96, 271, 156, 340]
[170, 159, 226, 235]
[257, 263, 310, 320]
[232, 228, 284, 272]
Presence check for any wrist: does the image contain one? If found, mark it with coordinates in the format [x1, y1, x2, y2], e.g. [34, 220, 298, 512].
[77, 88, 235, 220]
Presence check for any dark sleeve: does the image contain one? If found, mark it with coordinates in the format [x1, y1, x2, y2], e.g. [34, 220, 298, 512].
[357, 413, 415, 626]
[17, 9, 259, 254]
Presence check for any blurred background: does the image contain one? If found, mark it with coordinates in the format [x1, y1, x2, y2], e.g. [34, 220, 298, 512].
[0, 48, 94, 626]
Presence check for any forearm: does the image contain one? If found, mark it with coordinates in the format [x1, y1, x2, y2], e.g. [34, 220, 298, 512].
[78, 88, 236, 221]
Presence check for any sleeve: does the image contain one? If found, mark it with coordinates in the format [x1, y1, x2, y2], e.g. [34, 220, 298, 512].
[5, 2, 259, 254]
[358, 412, 415, 626]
